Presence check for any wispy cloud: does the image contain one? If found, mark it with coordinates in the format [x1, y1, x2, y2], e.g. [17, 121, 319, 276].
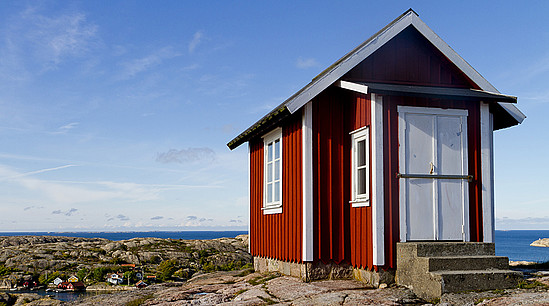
[116, 46, 181, 80]
[156, 147, 215, 164]
[55, 122, 79, 134]
[296, 57, 319, 69]
[184, 215, 214, 227]
[151, 216, 163, 220]
[116, 214, 129, 221]
[1, 165, 75, 181]
[188, 31, 203, 53]
[52, 208, 78, 216]
[0, 6, 99, 79]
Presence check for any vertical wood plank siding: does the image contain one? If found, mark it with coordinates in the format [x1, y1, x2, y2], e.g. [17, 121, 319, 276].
[312, 88, 372, 267]
[344, 26, 479, 89]
[312, 87, 350, 264]
[249, 113, 303, 262]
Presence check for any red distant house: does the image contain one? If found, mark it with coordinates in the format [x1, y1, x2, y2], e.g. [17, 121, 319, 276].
[58, 281, 85, 291]
[228, 9, 524, 286]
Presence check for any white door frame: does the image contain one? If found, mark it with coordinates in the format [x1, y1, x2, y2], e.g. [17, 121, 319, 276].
[398, 106, 470, 242]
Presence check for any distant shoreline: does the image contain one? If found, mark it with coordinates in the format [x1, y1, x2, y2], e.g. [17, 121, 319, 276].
[0, 231, 248, 242]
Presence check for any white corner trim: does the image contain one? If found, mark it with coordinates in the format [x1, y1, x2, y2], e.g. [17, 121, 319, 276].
[336, 80, 369, 95]
[480, 102, 495, 242]
[247, 143, 251, 253]
[302, 102, 314, 261]
[371, 93, 385, 266]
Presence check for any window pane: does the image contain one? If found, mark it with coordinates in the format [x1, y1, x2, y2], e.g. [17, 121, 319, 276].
[358, 168, 366, 195]
[357, 140, 366, 167]
[274, 160, 280, 180]
[274, 139, 280, 159]
[274, 182, 280, 202]
[267, 142, 273, 162]
[267, 163, 273, 183]
[267, 183, 273, 203]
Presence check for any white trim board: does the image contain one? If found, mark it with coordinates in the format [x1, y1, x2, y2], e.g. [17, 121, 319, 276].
[302, 102, 314, 261]
[371, 94, 385, 266]
[480, 102, 495, 242]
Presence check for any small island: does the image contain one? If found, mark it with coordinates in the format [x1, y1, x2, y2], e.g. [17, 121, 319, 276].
[531, 238, 549, 247]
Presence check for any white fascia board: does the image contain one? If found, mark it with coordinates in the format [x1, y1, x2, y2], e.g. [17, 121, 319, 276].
[410, 14, 525, 125]
[302, 102, 314, 262]
[498, 102, 526, 124]
[371, 94, 385, 266]
[336, 80, 368, 95]
[285, 12, 415, 114]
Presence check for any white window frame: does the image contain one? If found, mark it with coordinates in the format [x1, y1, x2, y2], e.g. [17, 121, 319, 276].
[350, 126, 370, 207]
[263, 127, 283, 214]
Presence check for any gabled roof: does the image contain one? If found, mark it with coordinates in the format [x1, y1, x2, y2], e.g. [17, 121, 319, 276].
[227, 9, 525, 150]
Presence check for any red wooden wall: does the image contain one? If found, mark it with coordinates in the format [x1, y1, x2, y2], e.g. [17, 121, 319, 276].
[249, 113, 303, 262]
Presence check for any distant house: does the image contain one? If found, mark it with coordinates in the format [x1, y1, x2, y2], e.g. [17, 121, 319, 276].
[135, 280, 148, 288]
[121, 264, 136, 268]
[67, 276, 79, 283]
[58, 281, 85, 291]
[107, 273, 124, 285]
[53, 277, 63, 286]
[146, 275, 156, 283]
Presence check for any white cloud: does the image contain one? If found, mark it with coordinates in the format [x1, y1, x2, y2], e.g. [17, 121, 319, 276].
[156, 147, 215, 164]
[296, 57, 319, 69]
[116, 47, 181, 80]
[0, 6, 99, 78]
[188, 31, 203, 53]
[55, 122, 79, 134]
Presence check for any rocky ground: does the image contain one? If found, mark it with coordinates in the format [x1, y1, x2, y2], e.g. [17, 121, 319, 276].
[11, 267, 549, 305]
[3, 236, 549, 305]
[0, 235, 251, 288]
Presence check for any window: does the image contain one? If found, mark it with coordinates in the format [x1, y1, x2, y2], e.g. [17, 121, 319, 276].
[351, 127, 369, 207]
[263, 128, 282, 214]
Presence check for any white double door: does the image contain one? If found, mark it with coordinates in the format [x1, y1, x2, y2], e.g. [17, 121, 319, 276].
[398, 106, 469, 241]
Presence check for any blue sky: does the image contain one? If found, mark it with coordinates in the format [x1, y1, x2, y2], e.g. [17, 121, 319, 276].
[0, 1, 547, 231]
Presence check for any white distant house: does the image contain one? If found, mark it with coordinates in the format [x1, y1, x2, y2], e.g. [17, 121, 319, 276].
[107, 273, 124, 285]
[53, 277, 63, 286]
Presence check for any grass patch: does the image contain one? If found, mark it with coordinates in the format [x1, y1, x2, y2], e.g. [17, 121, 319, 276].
[236, 268, 254, 277]
[247, 273, 279, 286]
[125, 294, 155, 306]
[257, 296, 276, 305]
[234, 289, 248, 296]
[517, 280, 548, 289]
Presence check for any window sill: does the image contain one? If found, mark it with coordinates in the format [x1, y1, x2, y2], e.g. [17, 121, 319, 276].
[262, 205, 282, 215]
[350, 199, 370, 208]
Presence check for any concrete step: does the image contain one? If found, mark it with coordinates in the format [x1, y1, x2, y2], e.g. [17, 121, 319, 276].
[398, 242, 495, 257]
[423, 255, 510, 272]
[433, 269, 522, 294]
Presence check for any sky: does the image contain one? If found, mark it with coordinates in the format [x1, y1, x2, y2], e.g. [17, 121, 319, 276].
[0, 1, 547, 231]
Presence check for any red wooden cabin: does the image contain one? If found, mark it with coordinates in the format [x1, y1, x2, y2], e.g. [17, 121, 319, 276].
[227, 9, 524, 284]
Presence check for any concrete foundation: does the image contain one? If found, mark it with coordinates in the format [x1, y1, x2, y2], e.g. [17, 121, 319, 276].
[253, 256, 394, 287]
[396, 242, 522, 300]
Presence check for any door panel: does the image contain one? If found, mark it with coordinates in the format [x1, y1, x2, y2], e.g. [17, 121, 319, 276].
[407, 178, 434, 240]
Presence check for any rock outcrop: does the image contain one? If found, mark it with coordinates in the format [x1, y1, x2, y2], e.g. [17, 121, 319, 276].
[531, 238, 549, 247]
[0, 234, 251, 287]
